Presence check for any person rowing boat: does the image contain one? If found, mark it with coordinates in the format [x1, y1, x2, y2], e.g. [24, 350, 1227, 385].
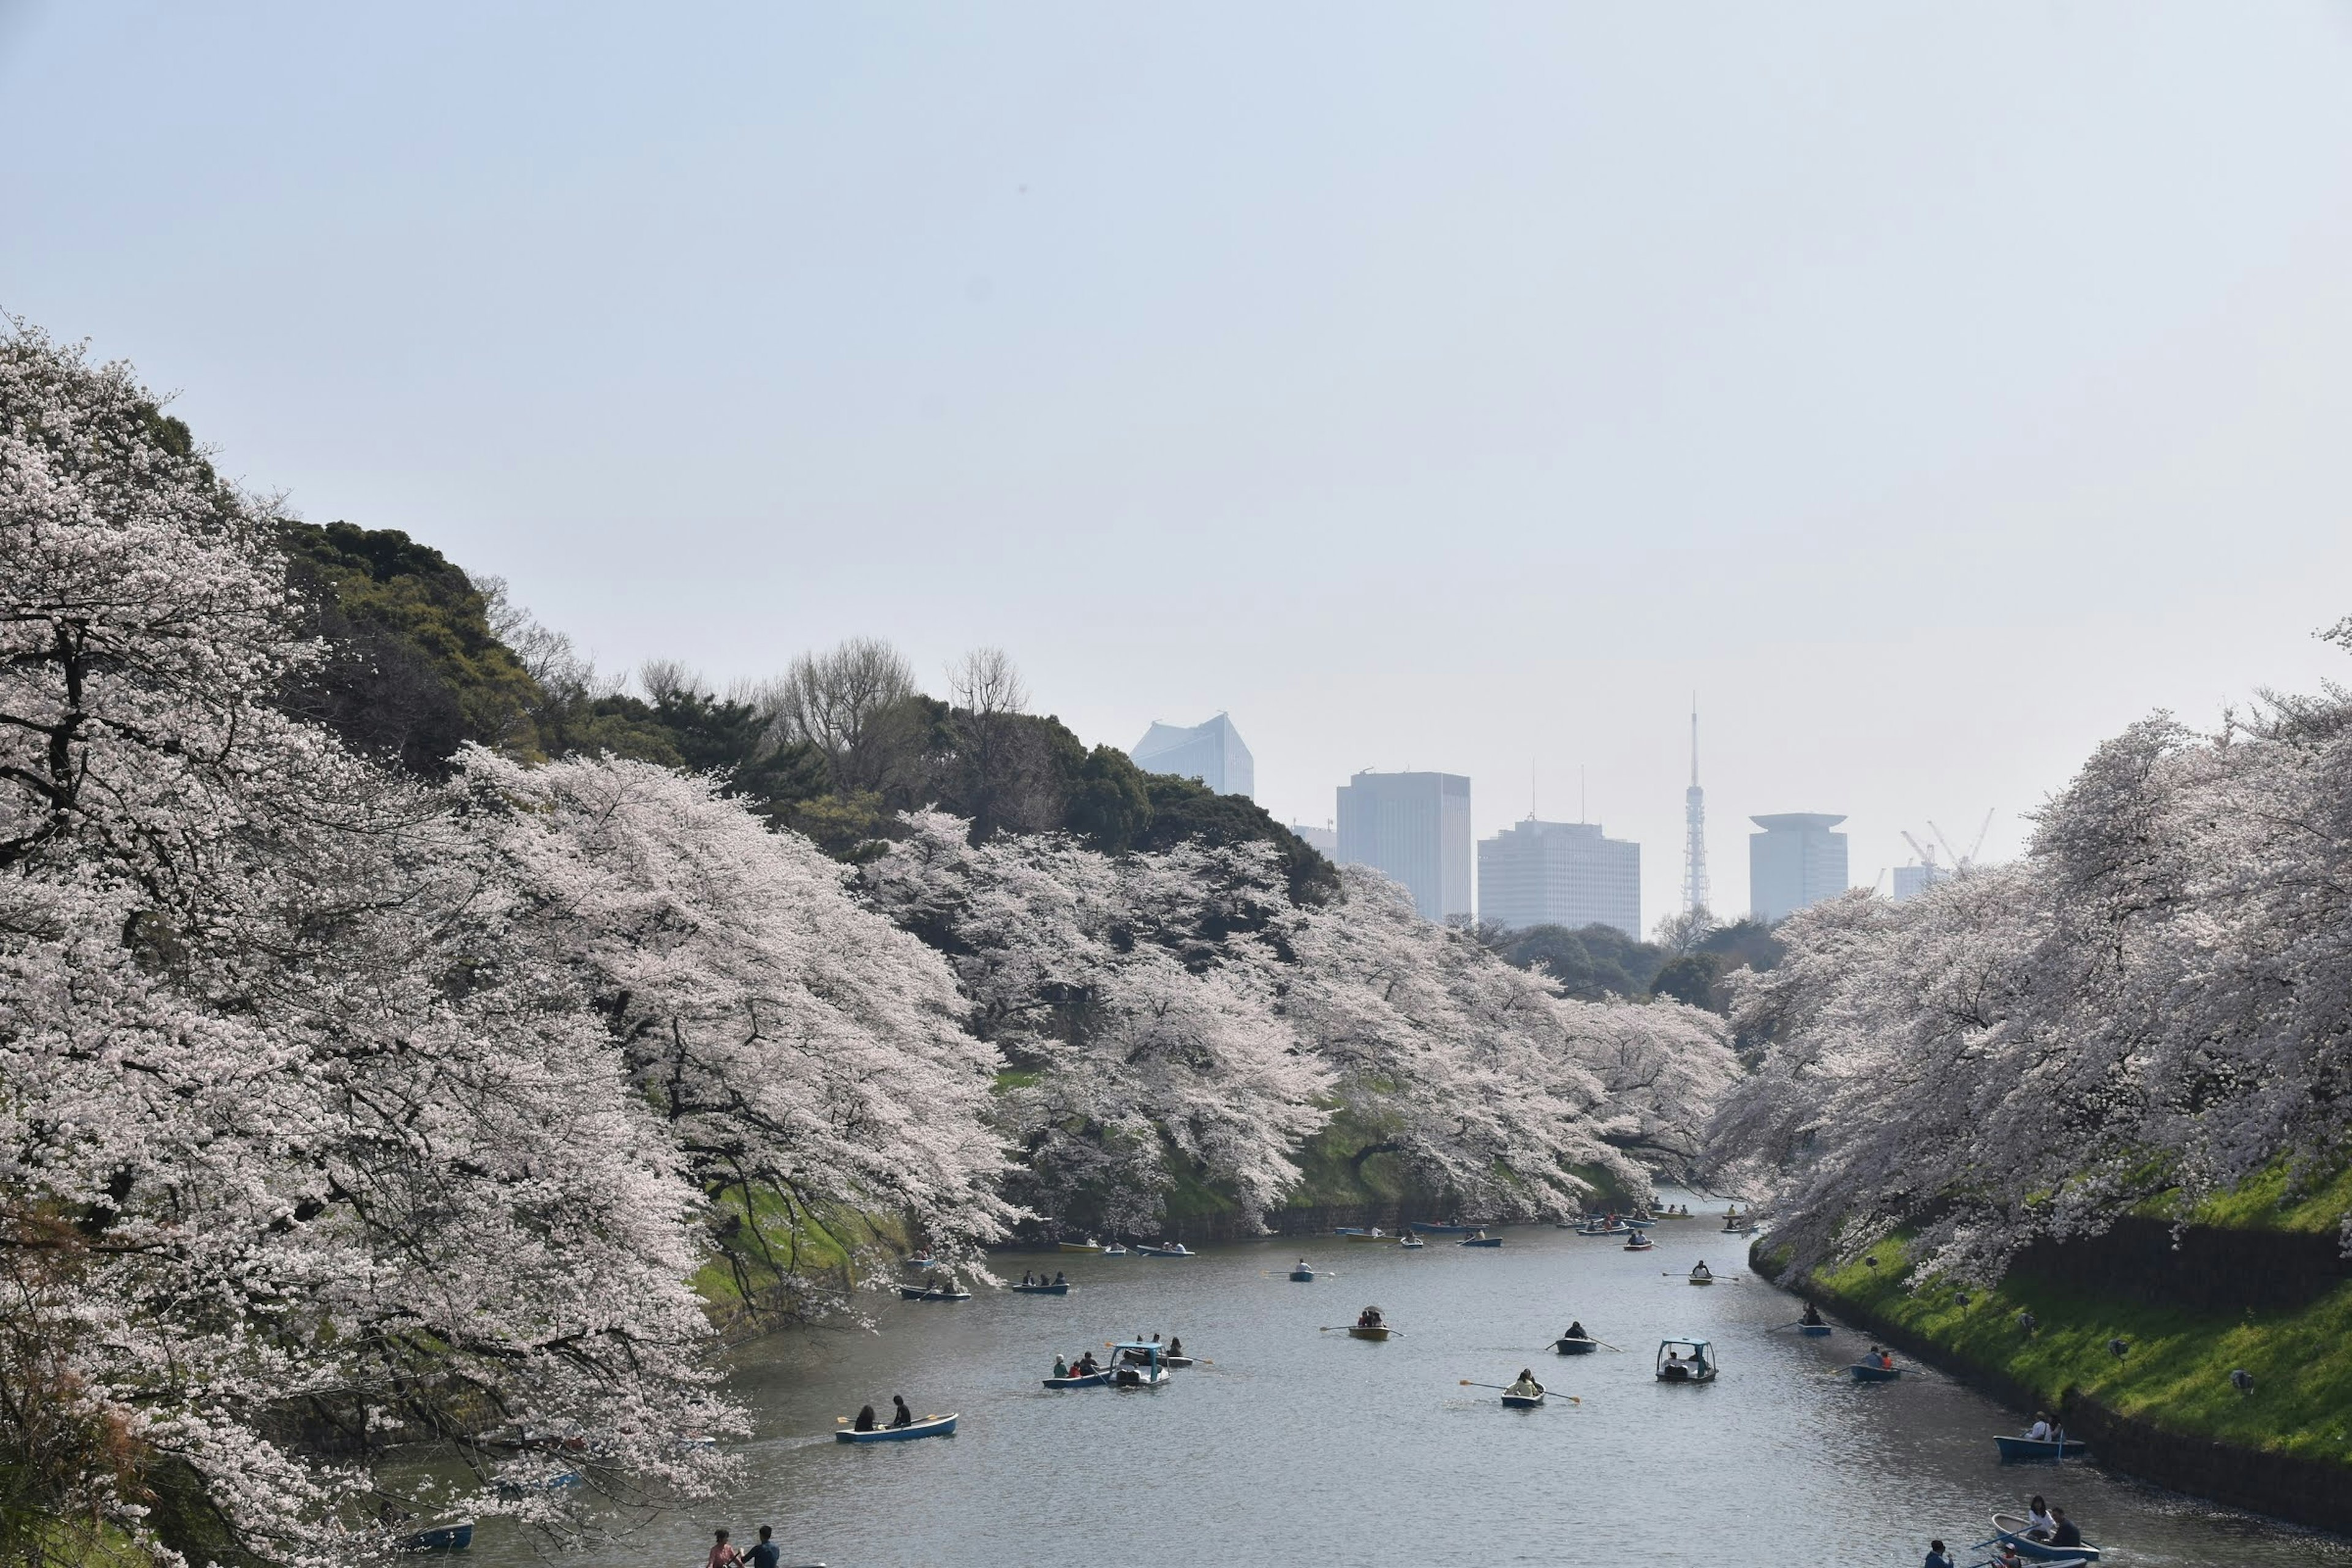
[888, 1395, 914, 1430]
[1690, 1260, 1713, 1283]
[1564, 1319, 1588, 1342]
[1506, 1368, 1545, 1399]
[1800, 1302, 1824, 1327]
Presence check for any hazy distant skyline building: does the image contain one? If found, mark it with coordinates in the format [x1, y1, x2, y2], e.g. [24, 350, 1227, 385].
[1683, 698, 1709, 918]
[1336, 770, 1472, 923]
[1891, 861, 1946, 902]
[1477, 818, 1641, 938]
[1750, 813, 1850, 923]
[1130, 712, 1254, 799]
[1288, 821, 1338, 858]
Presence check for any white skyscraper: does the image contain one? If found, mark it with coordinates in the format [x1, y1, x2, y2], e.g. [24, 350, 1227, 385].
[1336, 771, 1472, 923]
[1477, 819, 1642, 937]
[1749, 813, 1850, 922]
[1130, 713, 1254, 798]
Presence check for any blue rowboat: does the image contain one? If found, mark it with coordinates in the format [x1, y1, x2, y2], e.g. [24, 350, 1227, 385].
[1136, 1243, 1193, 1257]
[492, 1471, 579, 1498]
[1012, 1281, 1069, 1294]
[1849, 1363, 1901, 1382]
[1043, 1371, 1108, 1389]
[397, 1520, 473, 1552]
[1100, 1243, 1129, 1257]
[1553, 1337, 1599, 1355]
[1988, 1514, 2101, 1561]
[1500, 1392, 1545, 1408]
[1289, 1267, 1316, 1281]
[1995, 1434, 2089, 1462]
[837, 1412, 958, 1442]
[1459, 1235, 1502, 1248]
[1336, 1227, 1390, 1242]
[1798, 1324, 1832, 1336]
[897, 1284, 970, 1302]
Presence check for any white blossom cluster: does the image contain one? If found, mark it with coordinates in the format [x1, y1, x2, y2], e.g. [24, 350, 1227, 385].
[1708, 695, 2352, 1284]
[864, 813, 1738, 1234]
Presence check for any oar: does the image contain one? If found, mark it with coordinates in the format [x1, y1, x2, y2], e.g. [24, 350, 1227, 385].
[1543, 1336, 1621, 1352]
[1459, 1380, 1580, 1405]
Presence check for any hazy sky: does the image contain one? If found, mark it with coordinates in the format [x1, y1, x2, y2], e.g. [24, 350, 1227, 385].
[9, 3, 2352, 925]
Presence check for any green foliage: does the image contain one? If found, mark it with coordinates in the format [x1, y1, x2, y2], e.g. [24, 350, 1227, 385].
[1063, 744, 1156, 851]
[1802, 1234, 2352, 1469]
[1498, 923, 1659, 999]
[277, 520, 538, 774]
[1695, 917, 1785, 973]
[1133, 773, 1339, 904]
[1650, 951, 1725, 1009]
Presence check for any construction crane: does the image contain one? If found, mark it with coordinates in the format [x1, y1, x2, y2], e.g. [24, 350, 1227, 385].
[1926, 810, 1997, 870]
[1900, 829, 1941, 871]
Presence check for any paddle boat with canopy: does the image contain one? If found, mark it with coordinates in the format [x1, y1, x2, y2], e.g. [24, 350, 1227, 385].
[836, 1411, 959, 1442]
[1654, 1337, 1716, 1383]
[1986, 1513, 2102, 1561]
[1109, 1340, 1172, 1389]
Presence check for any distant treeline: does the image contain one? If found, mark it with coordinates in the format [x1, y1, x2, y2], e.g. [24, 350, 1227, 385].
[1482, 915, 1783, 1019]
[275, 518, 1335, 902]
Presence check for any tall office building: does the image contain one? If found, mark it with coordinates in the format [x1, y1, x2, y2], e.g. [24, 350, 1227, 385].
[1477, 819, 1641, 938]
[1336, 771, 1472, 923]
[1749, 813, 1850, 922]
[1891, 861, 1946, 902]
[1130, 713, 1254, 799]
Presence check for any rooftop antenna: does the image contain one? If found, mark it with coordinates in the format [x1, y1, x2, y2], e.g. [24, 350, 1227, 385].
[1580, 764, 1587, 825]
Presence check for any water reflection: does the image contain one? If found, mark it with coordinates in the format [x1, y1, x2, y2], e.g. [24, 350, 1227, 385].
[475, 1206, 2350, 1567]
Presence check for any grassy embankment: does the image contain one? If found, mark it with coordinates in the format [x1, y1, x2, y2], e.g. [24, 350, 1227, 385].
[1777, 1163, 2352, 1471]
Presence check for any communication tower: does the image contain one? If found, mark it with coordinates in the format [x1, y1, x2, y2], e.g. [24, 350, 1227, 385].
[1682, 696, 1709, 916]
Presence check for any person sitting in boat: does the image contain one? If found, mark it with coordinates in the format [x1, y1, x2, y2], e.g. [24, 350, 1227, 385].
[2024, 1412, 2053, 1442]
[707, 1528, 743, 1568]
[1877, 1348, 1894, 1371]
[1506, 1368, 1544, 1398]
[1690, 1261, 1713, 1281]
[888, 1395, 914, 1430]
[2021, 1496, 2054, 1540]
[852, 1404, 877, 1432]
[1992, 1544, 2024, 1568]
[1076, 1351, 1099, 1376]
[1167, 1335, 1183, 1358]
[1565, 1319, 1588, 1343]
[2047, 1509, 2082, 1550]
[1800, 1302, 1825, 1327]
[1923, 1538, 1953, 1568]
[1052, 1354, 1069, 1379]
[1053, 1270, 1067, 1286]
[746, 1525, 781, 1568]
[1357, 1306, 1384, 1329]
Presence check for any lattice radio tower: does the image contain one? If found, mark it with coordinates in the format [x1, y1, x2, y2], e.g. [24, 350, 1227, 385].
[1682, 695, 1709, 916]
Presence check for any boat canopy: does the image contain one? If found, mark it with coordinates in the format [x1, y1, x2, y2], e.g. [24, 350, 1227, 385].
[1656, 1337, 1712, 1362]
[1110, 1341, 1164, 1363]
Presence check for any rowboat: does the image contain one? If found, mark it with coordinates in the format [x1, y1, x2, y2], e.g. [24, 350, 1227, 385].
[1042, 1371, 1108, 1389]
[1624, 1217, 1656, 1228]
[1459, 1234, 1502, 1248]
[1655, 1337, 1716, 1383]
[903, 1254, 940, 1270]
[1346, 1324, 1394, 1340]
[1798, 1324, 1832, 1336]
[897, 1284, 970, 1302]
[1849, 1362, 1901, 1382]
[1057, 1240, 1102, 1254]
[397, 1520, 473, 1552]
[836, 1412, 958, 1442]
[1101, 1243, 1129, 1257]
[493, 1470, 580, 1498]
[1552, 1337, 1599, 1355]
[1988, 1515, 2102, 1561]
[1337, 1227, 1389, 1242]
[1500, 1392, 1545, 1408]
[1162, 1354, 1195, 1368]
[1012, 1281, 1070, 1294]
[1109, 1341, 1172, 1389]
[1136, 1243, 1193, 1257]
[1289, 1267, 1316, 1281]
[1623, 1238, 1655, 1251]
[1721, 1224, 1759, 1236]
[1687, 1274, 1716, 1286]
[1399, 1235, 1426, 1249]
[1576, 1223, 1627, 1237]
[1994, 1434, 2089, 1462]
[1409, 1221, 1474, 1234]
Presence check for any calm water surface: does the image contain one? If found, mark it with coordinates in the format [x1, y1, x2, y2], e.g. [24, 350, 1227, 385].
[478, 1208, 2349, 1567]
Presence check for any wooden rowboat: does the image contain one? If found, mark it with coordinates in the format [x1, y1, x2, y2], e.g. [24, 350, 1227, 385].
[1994, 1434, 2089, 1462]
[1500, 1392, 1545, 1408]
[1553, 1337, 1599, 1355]
[836, 1412, 957, 1442]
[1346, 1325, 1394, 1340]
[396, 1520, 473, 1552]
[1849, 1362, 1901, 1382]
[1798, 1324, 1832, 1336]
[1988, 1515, 2101, 1561]
[1042, 1371, 1107, 1389]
